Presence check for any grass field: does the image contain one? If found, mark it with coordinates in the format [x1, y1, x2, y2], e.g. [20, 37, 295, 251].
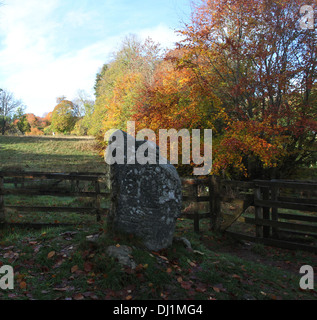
[0, 135, 106, 173]
[0, 135, 317, 301]
[0, 135, 107, 225]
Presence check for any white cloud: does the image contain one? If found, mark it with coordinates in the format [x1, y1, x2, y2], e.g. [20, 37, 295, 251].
[0, 1, 187, 116]
[1, 37, 122, 115]
[137, 23, 183, 50]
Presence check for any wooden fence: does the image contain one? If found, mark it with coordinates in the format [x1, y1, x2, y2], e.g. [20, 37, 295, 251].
[239, 179, 317, 253]
[1, 171, 317, 252]
[181, 177, 317, 253]
[0, 171, 110, 227]
[180, 177, 254, 233]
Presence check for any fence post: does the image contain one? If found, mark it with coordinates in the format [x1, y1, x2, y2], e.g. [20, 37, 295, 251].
[209, 176, 221, 231]
[0, 176, 5, 224]
[254, 185, 263, 238]
[271, 184, 279, 238]
[95, 180, 101, 222]
[262, 186, 270, 238]
[193, 181, 200, 233]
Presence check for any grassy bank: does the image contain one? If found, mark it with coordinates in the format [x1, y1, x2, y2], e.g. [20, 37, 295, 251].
[0, 135, 316, 300]
[0, 219, 316, 300]
[0, 135, 105, 173]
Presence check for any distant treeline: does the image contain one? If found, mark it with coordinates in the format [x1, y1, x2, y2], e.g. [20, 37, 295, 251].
[2, 0, 317, 180]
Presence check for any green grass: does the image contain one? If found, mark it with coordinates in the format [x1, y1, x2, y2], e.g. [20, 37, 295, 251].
[0, 220, 316, 300]
[0, 135, 105, 173]
[0, 135, 109, 225]
[0, 135, 316, 300]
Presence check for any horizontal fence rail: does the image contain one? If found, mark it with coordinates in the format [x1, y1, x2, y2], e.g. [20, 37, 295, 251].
[1, 171, 317, 253]
[180, 177, 317, 253]
[180, 177, 255, 233]
[0, 171, 110, 227]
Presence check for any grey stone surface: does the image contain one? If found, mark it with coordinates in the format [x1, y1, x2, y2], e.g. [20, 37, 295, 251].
[173, 237, 192, 250]
[105, 130, 182, 251]
[106, 245, 136, 269]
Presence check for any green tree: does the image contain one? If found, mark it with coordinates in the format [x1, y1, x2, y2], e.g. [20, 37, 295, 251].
[89, 35, 162, 136]
[0, 89, 23, 135]
[15, 107, 31, 134]
[51, 99, 77, 134]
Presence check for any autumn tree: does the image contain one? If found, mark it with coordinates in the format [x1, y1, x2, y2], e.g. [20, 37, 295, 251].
[133, 48, 223, 133]
[71, 90, 95, 135]
[90, 35, 162, 138]
[51, 99, 77, 134]
[25, 113, 39, 128]
[42, 112, 53, 127]
[177, 0, 317, 178]
[94, 64, 108, 98]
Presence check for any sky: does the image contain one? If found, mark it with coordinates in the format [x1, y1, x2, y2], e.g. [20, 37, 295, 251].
[0, 0, 193, 116]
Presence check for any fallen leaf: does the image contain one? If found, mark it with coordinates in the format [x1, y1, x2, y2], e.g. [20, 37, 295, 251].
[52, 259, 64, 269]
[196, 286, 207, 293]
[181, 281, 192, 290]
[20, 281, 27, 290]
[3, 246, 14, 250]
[71, 265, 79, 273]
[193, 250, 205, 255]
[53, 287, 69, 292]
[177, 277, 183, 283]
[187, 259, 197, 267]
[195, 283, 207, 293]
[83, 292, 98, 300]
[160, 292, 168, 299]
[4, 251, 19, 259]
[232, 274, 241, 280]
[135, 264, 143, 272]
[47, 251, 55, 259]
[84, 262, 93, 272]
[166, 268, 172, 273]
[212, 283, 226, 293]
[73, 293, 84, 300]
[126, 295, 132, 300]
[159, 255, 168, 261]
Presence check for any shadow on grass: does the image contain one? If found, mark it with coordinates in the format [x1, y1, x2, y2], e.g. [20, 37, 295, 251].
[0, 135, 94, 144]
[0, 149, 106, 172]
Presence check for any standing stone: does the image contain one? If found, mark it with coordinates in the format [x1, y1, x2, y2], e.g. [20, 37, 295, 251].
[104, 130, 182, 251]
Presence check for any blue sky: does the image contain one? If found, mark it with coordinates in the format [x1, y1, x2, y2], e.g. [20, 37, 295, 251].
[0, 0, 193, 116]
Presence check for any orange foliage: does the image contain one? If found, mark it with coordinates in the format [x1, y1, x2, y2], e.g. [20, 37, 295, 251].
[132, 49, 223, 133]
[26, 114, 38, 127]
[25, 127, 44, 136]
